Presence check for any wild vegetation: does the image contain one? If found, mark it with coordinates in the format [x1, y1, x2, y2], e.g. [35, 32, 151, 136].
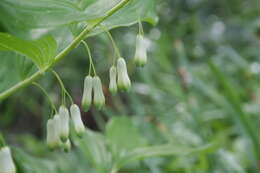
[0, 0, 260, 172]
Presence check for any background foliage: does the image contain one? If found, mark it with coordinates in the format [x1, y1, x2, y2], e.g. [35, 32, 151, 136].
[1, 0, 260, 172]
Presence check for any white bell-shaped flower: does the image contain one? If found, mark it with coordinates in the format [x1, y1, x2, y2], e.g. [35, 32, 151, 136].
[81, 75, 93, 112]
[0, 146, 16, 173]
[46, 119, 55, 149]
[134, 34, 148, 67]
[93, 76, 105, 109]
[59, 106, 70, 142]
[70, 104, 85, 137]
[117, 58, 131, 91]
[46, 115, 62, 149]
[53, 115, 62, 146]
[109, 66, 117, 94]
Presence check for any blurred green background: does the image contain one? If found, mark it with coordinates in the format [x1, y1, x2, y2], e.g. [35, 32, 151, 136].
[1, 0, 260, 172]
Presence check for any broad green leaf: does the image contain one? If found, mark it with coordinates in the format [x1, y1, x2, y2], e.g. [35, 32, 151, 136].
[0, 0, 157, 29]
[0, 52, 36, 92]
[0, 33, 57, 69]
[106, 116, 147, 154]
[14, 147, 91, 173]
[0, 0, 84, 29]
[14, 148, 57, 173]
[0, 0, 157, 40]
[99, 0, 158, 28]
[70, 0, 158, 36]
[75, 129, 112, 172]
[113, 143, 217, 172]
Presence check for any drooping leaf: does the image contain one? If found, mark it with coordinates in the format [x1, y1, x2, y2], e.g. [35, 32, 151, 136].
[106, 116, 147, 155]
[74, 129, 112, 173]
[0, 33, 57, 69]
[13, 148, 57, 173]
[0, 52, 36, 93]
[0, 0, 84, 29]
[70, 0, 158, 36]
[114, 143, 217, 171]
[0, 0, 157, 40]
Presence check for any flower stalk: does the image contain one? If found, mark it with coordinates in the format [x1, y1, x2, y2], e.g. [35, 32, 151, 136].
[0, 0, 132, 101]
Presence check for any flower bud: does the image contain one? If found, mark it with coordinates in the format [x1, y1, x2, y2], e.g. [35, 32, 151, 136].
[46, 115, 62, 150]
[0, 146, 16, 173]
[59, 106, 70, 142]
[134, 34, 148, 67]
[93, 76, 105, 109]
[63, 139, 71, 153]
[81, 76, 93, 112]
[46, 119, 55, 149]
[117, 58, 131, 91]
[70, 104, 85, 137]
[109, 66, 117, 94]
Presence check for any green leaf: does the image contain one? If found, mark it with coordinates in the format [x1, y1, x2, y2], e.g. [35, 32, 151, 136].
[208, 61, 260, 158]
[13, 148, 57, 173]
[0, 33, 57, 69]
[0, 0, 157, 39]
[70, 0, 158, 36]
[100, 0, 158, 26]
[113, 143, 217, 172]
[0, 52, 36, 93]
[0, 0, 84, 29]
[106, 116, 147, 154]
[75, 129, 112, 173]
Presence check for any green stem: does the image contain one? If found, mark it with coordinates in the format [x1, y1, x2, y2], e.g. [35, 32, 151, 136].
[106, 30, 121, 64]
[81, 40, 96, 76]
[0, 0, 131, 101]
[101, 25, 121, 63]
[33, 82, 58, 115]
[138, 19, 144, 35]
[52, 70, 66, 105]
[52, 70, 74, 105]
[0, 133, 6, 148]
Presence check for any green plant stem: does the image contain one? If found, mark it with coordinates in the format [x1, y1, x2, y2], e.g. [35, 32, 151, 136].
[81, 40, 96, 76]
[0, 0, 131, 101]
[0, 133, 6, 148]
[52, 70, 73, 105]
[138, 19, 144, 35]
[101, 26, 121, 63]
[33, 82, 57, 115]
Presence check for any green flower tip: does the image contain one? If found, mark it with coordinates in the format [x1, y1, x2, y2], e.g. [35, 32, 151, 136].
[93, 76, 105, 109]
[70, 104, 85, 137]
[134, 34, 148, 67]
[109, 66, 118, 94]
[59, 106, 70, 142]
[117, 58, 131, 91]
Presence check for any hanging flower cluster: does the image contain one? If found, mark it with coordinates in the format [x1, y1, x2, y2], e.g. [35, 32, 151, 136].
[0, 20, 150, 172]
[46, 104, 85, 151]
[43, 22, 149, 152]
[0, 146, 16, 173]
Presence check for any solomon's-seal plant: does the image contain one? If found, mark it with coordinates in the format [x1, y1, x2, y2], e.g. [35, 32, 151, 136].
[42, 20, 149, 152]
